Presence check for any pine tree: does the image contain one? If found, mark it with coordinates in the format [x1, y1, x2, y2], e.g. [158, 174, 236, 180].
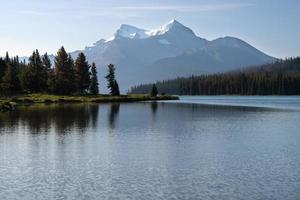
[113, 80, 120, 96]
[105, 64, 116, 95]
[0, 58, 6, 83]
[1, 63, 20, 95]
[150, 84, 158, 97]
[47, 69, 56, 93]
[89, 62, 99, 95]
[42, 53, 52, 72]
[42, 53, 53, 93]
[19, 65, 30, 92]
[75, 52, 90, 94]
[54, 46, 69, 94]
[5, 52, 10, 63]
[54, 47, 76, 94]
[26, 50, 48, 92]
[67, 54, 76, 93]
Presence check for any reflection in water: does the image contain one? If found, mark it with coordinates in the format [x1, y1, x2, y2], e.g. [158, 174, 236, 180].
[0, 104, 99, 134]
[0, 99, 300, 200]
[90, 104, 100, 128]
[150, 102, 158, 116]
[108, 103, 120, 129]
[0, 102, 284, 137]
[0, 102, 280, 136]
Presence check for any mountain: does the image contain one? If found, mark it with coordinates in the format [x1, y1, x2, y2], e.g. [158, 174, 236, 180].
[19, 19, 274, 92]
[144, 36, 274, 81]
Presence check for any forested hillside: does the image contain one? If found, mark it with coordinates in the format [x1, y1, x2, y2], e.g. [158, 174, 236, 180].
[130, 57, 300, 95]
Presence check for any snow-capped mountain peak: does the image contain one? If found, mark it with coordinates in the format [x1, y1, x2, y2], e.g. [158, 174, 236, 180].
[147, 19, 195, 37]
[68, 19, 275, 92]
[106, 19, 195, 42]
[114, 24, 148, 39]
[163, 19, 183, 30]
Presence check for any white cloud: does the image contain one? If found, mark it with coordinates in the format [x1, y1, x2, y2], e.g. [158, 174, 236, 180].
[110, 3, 254, 12]
[7, 2, 254, 18]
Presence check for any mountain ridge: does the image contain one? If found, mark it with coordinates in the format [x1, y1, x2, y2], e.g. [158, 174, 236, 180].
[20, 19, 276, 92]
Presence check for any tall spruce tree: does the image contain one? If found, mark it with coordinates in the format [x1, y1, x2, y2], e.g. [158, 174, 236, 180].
[42, 53, 51, 72]
[42, 53, 53, 93]
[113, 80, 120, 96]
[26, 50, 48, 92]
[75, 52, 90, 94]
[150, 84, 158, 97]
[47, 69, 56, 93]
[1, 63, 20, 95]
[89, 62, 99, 95]
[54, 47, 76, 94]
[67, 54, 76, 93]
[5, 52, 10, 63]
[19, 65, 30, 92]
[0, 58, 6, 86]
[105, 64, 116, 95]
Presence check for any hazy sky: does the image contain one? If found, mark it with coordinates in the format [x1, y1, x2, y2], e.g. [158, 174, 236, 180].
[0, 0, 299, 58]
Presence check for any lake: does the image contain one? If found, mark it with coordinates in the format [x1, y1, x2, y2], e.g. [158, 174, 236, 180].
[0, 96, 300, 200]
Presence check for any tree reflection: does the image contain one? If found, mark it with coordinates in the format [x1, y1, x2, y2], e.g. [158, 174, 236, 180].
[108, 103, 120, 129]
[0, 104, 100, 134]
[150, 102, 158, 116]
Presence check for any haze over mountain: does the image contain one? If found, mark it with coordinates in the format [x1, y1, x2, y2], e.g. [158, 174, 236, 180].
[22, 19, 275, 92]
[68, 19, 275, 92]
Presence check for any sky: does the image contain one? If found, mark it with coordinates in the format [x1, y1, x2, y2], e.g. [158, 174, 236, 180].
[0, 0, 299, 58]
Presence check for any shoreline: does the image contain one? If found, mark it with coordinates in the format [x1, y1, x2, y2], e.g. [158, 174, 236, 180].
[0, 94, 179, 112]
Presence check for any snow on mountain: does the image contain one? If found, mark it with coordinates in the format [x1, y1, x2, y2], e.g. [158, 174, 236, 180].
[21, 19, 274, 93]
[114, 24, 149, 40]
[105, 19, 197, 42]
[147, 19, 196, 37]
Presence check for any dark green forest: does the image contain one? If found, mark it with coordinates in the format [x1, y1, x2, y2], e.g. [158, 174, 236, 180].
[130, 57, 300, 95]
[0, 47, 119, 96]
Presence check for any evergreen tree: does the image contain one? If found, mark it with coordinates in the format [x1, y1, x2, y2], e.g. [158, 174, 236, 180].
[67, 54, 76, 92]
[0, 58, 6, 85]
[54, 47, 76, 94]
[42, 53, 52, 72]
[113, 80, 120, 96]
[75, 52, 90, 94]
[47, 69, 56, 93]
[89, 62, 99, 95]
[150, 84, 158, 97]
[19, 65, 30, 92]
[42, 53, 53, 93]
[105, 64, 116, 95]
[1, 63, 20, 95]
[5, 52, 10, 63]
[26, 50, 48, 92]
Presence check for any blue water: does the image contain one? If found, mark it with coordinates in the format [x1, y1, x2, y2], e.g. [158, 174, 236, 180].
[170, 96, 300, 110]
[0, 96, 300, 200]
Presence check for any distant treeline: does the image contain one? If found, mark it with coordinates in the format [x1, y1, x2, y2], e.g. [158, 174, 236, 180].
[130, 57, 300, 95]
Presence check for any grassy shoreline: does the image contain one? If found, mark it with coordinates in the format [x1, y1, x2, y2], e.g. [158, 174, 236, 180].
[0, 94, 179, 112]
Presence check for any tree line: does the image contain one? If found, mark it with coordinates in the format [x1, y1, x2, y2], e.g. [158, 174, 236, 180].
[0, 46, 120, 96]
[130, 57, 300, 95]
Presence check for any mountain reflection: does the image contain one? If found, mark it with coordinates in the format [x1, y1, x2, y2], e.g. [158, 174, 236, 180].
[0, 104, 99, 134]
